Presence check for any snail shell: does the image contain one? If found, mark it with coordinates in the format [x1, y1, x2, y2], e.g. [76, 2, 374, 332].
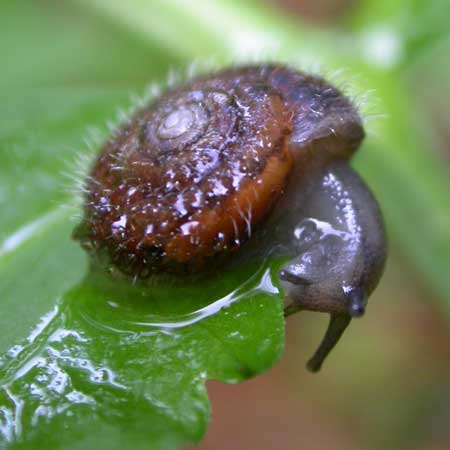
[75, 64, 364, 277]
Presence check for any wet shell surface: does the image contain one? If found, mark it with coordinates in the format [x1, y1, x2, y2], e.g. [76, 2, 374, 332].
[75, 64, 364, 277]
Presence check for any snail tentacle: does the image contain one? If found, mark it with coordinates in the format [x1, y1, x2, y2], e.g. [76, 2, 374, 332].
[306, 314, 352, 373]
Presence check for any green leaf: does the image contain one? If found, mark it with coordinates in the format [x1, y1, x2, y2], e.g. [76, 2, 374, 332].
[0, 84, 284, 449]
[0, 86, 126, 353]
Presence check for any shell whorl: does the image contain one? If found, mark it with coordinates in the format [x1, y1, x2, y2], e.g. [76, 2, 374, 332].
[75, 64, 364, 277]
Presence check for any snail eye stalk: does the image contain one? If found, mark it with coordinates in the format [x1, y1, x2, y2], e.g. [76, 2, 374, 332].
[347, 288, 367, 318]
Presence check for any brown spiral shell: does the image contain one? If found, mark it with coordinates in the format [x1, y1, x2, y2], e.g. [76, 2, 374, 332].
[75, 64, 364, 277]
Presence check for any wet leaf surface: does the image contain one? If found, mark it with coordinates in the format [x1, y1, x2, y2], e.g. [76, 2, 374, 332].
[0, 86, 285, 449]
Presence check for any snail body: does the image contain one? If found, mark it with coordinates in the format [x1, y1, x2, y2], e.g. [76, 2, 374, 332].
[75, 64, 387, 371]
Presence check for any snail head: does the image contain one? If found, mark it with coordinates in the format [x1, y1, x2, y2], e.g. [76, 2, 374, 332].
[278, 162, 386, 372]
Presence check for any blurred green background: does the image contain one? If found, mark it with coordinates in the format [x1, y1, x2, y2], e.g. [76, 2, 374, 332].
[1, 0, 450, 449]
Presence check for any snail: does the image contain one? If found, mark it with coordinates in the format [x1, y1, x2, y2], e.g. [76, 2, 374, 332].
[74, 64, 387, 372]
